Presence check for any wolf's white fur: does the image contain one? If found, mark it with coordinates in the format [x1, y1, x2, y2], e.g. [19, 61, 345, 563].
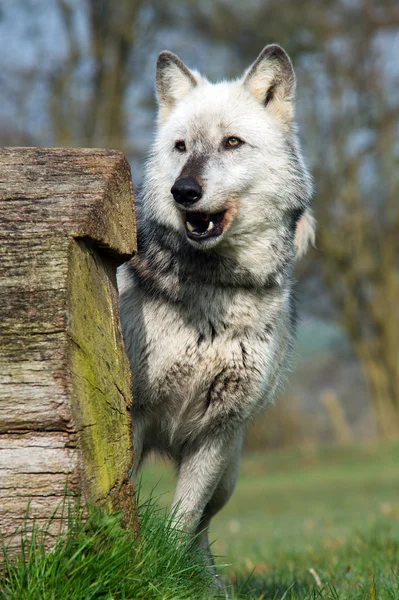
[118, 45, 314, 583]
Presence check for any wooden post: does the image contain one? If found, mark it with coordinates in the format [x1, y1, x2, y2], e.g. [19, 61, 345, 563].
[0, 147, 138, 551]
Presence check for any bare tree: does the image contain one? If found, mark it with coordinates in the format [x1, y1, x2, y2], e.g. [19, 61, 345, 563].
[310, 4, 399, 436]
[49, 0, 148, 151]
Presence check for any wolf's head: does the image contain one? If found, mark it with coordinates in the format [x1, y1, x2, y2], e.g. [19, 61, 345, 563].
[144, 45, 314, 263]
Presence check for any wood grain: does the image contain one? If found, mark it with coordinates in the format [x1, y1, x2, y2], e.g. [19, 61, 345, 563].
[0, 147, 138, 552]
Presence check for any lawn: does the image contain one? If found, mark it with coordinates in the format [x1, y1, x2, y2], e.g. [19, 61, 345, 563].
[2, 442, 398, 599]
[139, 441, 399, 598]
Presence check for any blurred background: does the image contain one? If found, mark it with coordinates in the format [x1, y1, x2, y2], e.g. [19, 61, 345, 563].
[1, 0, 398, 451]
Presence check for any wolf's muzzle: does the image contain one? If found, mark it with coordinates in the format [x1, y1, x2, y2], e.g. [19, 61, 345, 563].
[171, 176, 202, 206]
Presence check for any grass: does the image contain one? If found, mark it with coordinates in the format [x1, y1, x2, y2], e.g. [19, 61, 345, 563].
[0, 494, 215, 600]
[1, 442, 399, 599]
[139, 441, 399, 598]
[229, 526, 399, 599]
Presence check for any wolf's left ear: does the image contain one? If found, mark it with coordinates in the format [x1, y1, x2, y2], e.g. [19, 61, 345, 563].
[156, 51, 198, 121]
[243, 45, 295, 124]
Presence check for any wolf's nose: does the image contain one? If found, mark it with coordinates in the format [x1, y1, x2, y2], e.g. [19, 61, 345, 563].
[171, 177, 202, 205]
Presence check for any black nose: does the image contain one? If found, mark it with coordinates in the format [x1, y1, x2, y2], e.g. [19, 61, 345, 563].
[171, 177, 202, 205]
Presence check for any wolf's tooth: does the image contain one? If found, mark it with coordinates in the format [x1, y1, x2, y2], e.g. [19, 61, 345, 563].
[186, 221, 195, 232]
[207, 221, 214, 231]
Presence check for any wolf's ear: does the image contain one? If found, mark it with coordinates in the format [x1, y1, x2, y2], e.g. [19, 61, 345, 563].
[243, 45, 295, 124]
[156, 51, 197, 121]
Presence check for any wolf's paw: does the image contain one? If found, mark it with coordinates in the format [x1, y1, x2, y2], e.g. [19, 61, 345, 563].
[211, 573, 228, 596]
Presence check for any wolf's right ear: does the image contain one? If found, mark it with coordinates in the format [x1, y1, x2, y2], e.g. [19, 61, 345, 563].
[243, 45, 295, 125]
[156, 52, 198, 122]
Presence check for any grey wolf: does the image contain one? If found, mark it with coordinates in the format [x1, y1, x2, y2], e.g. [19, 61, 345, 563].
[118, 44, 314, 579]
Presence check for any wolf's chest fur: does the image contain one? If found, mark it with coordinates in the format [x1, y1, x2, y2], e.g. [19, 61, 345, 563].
[118, 226, 294, 449]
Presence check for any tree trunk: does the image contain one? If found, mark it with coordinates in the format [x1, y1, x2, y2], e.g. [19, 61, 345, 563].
[0, 147, 138, 555]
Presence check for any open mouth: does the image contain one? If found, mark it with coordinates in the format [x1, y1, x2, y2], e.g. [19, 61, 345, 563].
[184, 211, 226, 241]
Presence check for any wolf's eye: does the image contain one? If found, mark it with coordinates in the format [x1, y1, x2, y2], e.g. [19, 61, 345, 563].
[175, 140, 186, 152]
[225, 137, 244, 149]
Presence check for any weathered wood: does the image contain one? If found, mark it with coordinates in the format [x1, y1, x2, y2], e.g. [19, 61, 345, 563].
[0, 147, 137, 551]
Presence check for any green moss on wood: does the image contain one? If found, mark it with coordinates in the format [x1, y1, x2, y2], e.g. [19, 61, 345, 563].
[68, 239, 136, 520]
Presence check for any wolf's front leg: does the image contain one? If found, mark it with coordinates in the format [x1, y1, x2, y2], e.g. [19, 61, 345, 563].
[195, 431, 244, 559]
[171, 436, 235, 533]
[130, 412, 146, 478]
